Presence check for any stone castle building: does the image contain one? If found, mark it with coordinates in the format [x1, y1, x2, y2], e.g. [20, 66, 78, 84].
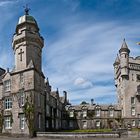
[114, 39, 140, 128]
[0, 9, 68, 135]
[0, 8, 140, 135]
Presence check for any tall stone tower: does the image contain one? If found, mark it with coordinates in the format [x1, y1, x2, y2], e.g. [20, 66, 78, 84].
[9, 8, 45, 134]
[12, 9, 44, 72]
[114, 39, 140, 128]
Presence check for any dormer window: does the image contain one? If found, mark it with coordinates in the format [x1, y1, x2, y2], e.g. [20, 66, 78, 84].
[109, 106, 114, 117]
[4, 80, 11, 92]
[95, 106, 101, 117]
[69, 111, 74, 117]
[83, 110, 87, 118]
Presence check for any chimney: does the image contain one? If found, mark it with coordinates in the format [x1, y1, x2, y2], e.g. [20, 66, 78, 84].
[7, 68, 9, 73]
[63, 91, 67, 101]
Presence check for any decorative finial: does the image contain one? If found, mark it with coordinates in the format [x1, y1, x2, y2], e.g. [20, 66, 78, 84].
[24, 4, 30, 15]
[123, 38, 125, 42]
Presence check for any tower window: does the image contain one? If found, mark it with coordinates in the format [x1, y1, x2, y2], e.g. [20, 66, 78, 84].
[18, 49, 24, 61]
[137, 75, 140, 81]
[132, 74, 134, 81]
[131, 107, 135, 116]
[131, 97, 135, 105]
[125, 54, 126, 58]
[4, 80, 11, 92]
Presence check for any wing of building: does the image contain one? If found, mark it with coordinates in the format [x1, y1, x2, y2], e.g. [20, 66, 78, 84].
[0, 10, 69, 135]
[114, 39, 140, 128]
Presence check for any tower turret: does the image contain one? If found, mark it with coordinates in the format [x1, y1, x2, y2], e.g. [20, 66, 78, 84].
[113, 54, 120, 86]
[12, 8, 44, 72]
[119, 39, 130, 77]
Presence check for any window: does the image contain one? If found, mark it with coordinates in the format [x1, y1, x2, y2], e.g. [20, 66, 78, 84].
[69, 111, 74, 117]
[46, 120, 49, 128]
[137, 85, 140, 94]
[4, 80, 11, 92]
[46, 105, 50, 115]
[46, 92, 49, 101]
[132, 74, 134, 81]
[38, 94, 41, 107]
[137, 75, 140, 81]
[19, 114, 25, 129]
[131, 107, 135, 116]
[4, 116, 12, 129]
[19, 91, 25, 107]
[5, 98, 12, 109]
[57, 109, 59, 117]
[131, 97, 135, 105]
[69, 120, 73, 128]
[52, 120, 54, 128]
[38, 114, 41, 129]
[132, 120, 135, 127]
[83, 110, 87, 117]
[138, 120, 140, 128]
[109, 110, 114, 117]
[83, 121, 87, 128]
[20, 73, 24, 83]
[96, 108, 101, 117]
[96, 121, 100, 128]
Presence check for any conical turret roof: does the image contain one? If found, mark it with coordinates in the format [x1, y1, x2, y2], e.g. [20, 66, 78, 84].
[119, 39, 130, 54]
[113, 54, 120, 66]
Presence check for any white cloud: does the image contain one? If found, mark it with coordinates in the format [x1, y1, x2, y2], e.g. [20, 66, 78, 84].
[0, 0, 18, 6]
[74, 77, 93, 89]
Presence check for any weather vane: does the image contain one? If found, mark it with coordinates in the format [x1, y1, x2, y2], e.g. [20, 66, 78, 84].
[23, 4, 30, 15]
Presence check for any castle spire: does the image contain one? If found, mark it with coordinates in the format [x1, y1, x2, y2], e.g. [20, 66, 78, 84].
[113, 54, 120, 66]
[119, 38, 130, 54]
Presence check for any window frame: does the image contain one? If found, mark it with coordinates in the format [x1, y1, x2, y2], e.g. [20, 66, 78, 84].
[4, 80, 11, 92]
[5, 98, 12, 110]
[4, 116, 12, 129]
[19, 114, 25, 130]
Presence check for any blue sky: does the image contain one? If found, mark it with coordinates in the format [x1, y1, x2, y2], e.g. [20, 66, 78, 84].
[0, 0, 140, 105]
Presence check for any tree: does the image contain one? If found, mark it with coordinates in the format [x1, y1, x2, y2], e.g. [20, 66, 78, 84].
[23, 95, 35, 137]
[17, 92, 35, 138]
